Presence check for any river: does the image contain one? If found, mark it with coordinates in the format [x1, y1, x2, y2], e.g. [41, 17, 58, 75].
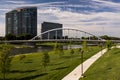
[11, 45, 82, 55]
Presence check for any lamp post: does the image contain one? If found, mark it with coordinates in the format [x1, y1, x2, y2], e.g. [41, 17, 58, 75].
[81, 50, 84, 77]
[100, 43, 103, 55]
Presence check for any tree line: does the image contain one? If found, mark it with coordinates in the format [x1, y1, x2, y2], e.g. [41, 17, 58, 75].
[84, 35, 120, 40]
[0, 34, 120, 41]
[0, 33, 34, 40]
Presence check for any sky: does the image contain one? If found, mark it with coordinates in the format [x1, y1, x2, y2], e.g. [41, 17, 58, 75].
[0, 0, 120, 37]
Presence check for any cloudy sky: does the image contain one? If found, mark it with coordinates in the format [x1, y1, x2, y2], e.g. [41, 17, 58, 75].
[0, 0, 120, 37]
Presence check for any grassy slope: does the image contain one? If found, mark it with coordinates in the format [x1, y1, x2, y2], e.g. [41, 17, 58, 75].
[80, 48, 120, 80]
[0, 46, 100, 80]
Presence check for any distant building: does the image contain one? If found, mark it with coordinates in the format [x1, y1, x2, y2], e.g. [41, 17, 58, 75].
[6, 7, 37, 37]
[41, 22, 63, 39]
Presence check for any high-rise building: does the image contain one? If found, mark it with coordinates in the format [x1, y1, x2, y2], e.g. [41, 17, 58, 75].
[6, 7, 37, 37]
[41, 22, 63, 39]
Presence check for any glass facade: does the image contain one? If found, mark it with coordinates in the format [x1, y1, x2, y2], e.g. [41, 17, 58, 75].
[6, 7, 37, 37]
[41, 22, 63, 39]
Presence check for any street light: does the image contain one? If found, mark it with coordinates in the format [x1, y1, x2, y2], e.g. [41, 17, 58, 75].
[81, 50, 84, 77]
[100, 43, 103, 55]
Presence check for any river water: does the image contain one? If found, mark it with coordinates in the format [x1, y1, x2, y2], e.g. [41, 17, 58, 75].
[11, 45, 82, 55]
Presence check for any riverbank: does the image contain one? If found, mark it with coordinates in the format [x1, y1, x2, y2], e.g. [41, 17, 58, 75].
[0, 46, 101, 80]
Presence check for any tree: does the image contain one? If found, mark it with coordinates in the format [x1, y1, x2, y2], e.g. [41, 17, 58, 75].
[78, 48, 82, 54]
[17, 34, 33, 40]
[0, 45, 13, 80]
[53, 42, 58, 53]
[100, 35, 111, 40]
[53, 42, 64, 58]
[5, 33, 16, 40]
[69, 40, 74, 55]
[42, 52, 50, 69]
[89, 36, 98, 40]
[82, 41, 88, 52]
[70, 49, 74, 55]
[53, 42, 60, 55]
[106, 40, 112, 50]
[58, 47, 64, 58]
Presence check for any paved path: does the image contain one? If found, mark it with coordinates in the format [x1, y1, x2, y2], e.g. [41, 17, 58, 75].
[116, 46, 120, 48]
[62, 48, 107, 80]
[62, 46, 120, 80]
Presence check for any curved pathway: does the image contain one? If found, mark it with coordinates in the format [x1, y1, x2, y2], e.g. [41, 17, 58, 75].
[62, 46, 120, 80]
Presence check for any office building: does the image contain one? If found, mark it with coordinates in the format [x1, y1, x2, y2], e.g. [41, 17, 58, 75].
[6, 7, 37, 37]
[41, 22, 63, 39]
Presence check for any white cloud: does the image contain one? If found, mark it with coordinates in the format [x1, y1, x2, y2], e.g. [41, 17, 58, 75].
[0, 0, 120, 37]
[5, 0, 27, 4]
[0, 9, 10, 11]
[37, 7, 120, 37]
[93, 0, 120, 6]
[0, 23, 5, 36]
[92, 0, 120, 10]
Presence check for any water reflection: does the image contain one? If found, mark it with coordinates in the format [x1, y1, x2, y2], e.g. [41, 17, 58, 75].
[11, 46, 53, 55]
[63, 45, 82, 50]
[11, 45, 82, 55]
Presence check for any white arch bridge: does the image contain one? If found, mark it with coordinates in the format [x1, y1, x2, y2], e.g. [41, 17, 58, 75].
[1, 28, 120, 44]
[31, 28, 103, 40]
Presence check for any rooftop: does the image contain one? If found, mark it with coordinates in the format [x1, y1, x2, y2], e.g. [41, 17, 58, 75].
[6, 6, 37, 13]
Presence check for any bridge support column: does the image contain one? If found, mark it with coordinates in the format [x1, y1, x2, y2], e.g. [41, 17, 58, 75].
[56, 30, 57, 39]
[48, 32, 50, 40]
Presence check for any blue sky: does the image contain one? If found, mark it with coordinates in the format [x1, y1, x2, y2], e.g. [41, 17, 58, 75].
[0, 0, 120, 37]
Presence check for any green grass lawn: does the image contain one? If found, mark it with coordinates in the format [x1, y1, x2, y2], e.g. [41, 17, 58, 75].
[0, 46, 101, 80]
[80, 48, 120, 80]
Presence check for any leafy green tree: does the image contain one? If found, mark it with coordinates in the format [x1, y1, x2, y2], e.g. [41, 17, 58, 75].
[106, 40, 112, 50]
[82, 41, 88, 52]
[53, 42, 58, 54]
[42, 52, 50, 69]
[0, 45, 13, 80]
[70, 49, 74, 55]
[69, 41, 74, 55]
[0, 37, 5, 41]
[100, 35, 110, 40]
[58, 47, 64, 58]
[78, 48, 82, 54]
[90, 36, 98, 40]
[53, 42, 64, 58]
[53, 42, 62, 56]
[81, 37, 85, 39]
[5, 33, 16, 40]
[17, 34, 33, 40]
[16, 35, 25, 40]
[80, 41, 88, 62]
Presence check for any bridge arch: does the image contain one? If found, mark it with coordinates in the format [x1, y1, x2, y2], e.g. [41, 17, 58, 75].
[31, 28, 103, 40]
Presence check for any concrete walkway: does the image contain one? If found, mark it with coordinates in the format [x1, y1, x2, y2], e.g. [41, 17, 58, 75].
[116, 46, 120, 48]
[62, 48, 108, 80]
[62, 46, 120, 80]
